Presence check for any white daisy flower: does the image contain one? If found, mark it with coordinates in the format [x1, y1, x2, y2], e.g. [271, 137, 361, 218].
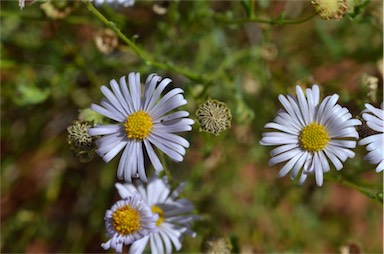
[101, 192, 159, 253]
[88, 72, 194, 182]
[260, 85, 362, 186]
[115, 176, 198, 254]
[93, 0, 135, 8]
[358, 103, 384, 173]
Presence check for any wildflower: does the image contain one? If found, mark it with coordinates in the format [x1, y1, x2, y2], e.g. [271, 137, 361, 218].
[201, 232, 233, 254]
[260, 85, 361, 186]
[18, 0, 36, 9]
[358, 103, 384, 173]
[115, 176, 198, 254]
[93, 0, 135, 8]
[67, 120, 97, 162]
[40, 0, 77, 19]
[88, 73, 194, 182]
[19, 0, 25, 9]
[311, 0, 348, 20]
[94, 29, 119, 54]
[102, 192, 159, 253]
[196, 99, 232, 136]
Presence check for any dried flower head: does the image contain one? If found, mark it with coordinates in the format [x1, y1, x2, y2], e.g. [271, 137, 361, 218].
[196, 99, 232, 136]
[311, 0, 348, 20]
[40, 0, 77, 19]
[201, 232, 232, 254]
[361, 74, 379, 104]
[67, 120, 98, 162]
[339, 241, 363, 254]
[94, 29, 119, 54]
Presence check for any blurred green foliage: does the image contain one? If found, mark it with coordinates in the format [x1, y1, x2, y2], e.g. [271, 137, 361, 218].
[1, 0, 383, 253]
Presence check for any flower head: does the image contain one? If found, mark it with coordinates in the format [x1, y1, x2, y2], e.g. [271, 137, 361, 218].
[260, 85, 361, 186]
[67, 120, 97, 162]
[311, 0, 348, 20]
[358, 103, 384, 173]
[196, 99, 232, 136]
[116, 176, 198, 254]
[102, 192, 159, 253]
[88, 72, 194, 182]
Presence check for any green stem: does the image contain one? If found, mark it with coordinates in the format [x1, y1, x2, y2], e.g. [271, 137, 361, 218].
[82, 0, 209, 85]
[159, 152, 173, 184]
[217, 13, 316, 26]
[326, 173, 383, 203]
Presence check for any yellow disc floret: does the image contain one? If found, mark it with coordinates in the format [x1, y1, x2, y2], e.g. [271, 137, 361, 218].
[112, 205, 141, 235]
[299, 122, 330, 152]
[151, 205, 165, 227]
[124, 111, 153, 140]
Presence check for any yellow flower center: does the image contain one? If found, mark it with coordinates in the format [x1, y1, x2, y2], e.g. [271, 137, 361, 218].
[112, 205, 141, 235]
[151, 205, 165, 227]
[299, 122, 330, 152]
[124, 111, 153, 140]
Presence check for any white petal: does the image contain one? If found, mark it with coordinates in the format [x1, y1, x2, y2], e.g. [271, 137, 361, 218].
[143, 74, 160, 111]
[269, 148, 301, 166]
[154, 111, 190, 123]
[315, 165, 323, 187]
[277, 151, 301, 177]
[146, 77, 172, 112]
[117, 141, 132, 180]
[365, 103, 384, 121]
[375, 159, 384, 172]
[101, 141, 127, 163]
[129, 236, 149, 254]
[148, 134, 184, 162]
[119, 75, 135, 114]
[150, 95, 188, 120]
[159, 229, 173, 254]
[128, 72, 141, 112]
[290, 152, 309, 180]
[270, 143, 298, 157]
[91, 103, 123, 122]
[88, 124, 121, 136]
[110, 79, 130, 115]
[264, 122, 299, 135]
[296, 85, 310, 125]
[161, 223, 182, 251]
[101, 85, 126, 116]
[143, 139, 164, 173]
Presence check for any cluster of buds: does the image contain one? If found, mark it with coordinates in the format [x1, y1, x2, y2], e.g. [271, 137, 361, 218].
[67, 120, 98, 163]
[196, 99, 232, 136]
[311, 0, 348, 20]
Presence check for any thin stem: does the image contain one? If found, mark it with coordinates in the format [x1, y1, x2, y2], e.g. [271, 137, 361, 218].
[217, 13, 316, 26]
[82, 0, 210, 85]
[326, 173, 383, 203]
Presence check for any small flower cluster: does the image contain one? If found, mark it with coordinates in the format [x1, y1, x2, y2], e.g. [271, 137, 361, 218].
[88, 72, 198, 253]
[260, 85, 383, 186]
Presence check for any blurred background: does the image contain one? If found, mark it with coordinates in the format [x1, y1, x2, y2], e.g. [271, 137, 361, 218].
[1, 0, 383, 253]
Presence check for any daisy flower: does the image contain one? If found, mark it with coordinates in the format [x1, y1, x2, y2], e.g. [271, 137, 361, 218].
[115, 176, 198, 254]
[88, 72, 194, 182]
[101, 192, 159, 253]
[358, 103, 384, 173]
[260, 85, 361, 186]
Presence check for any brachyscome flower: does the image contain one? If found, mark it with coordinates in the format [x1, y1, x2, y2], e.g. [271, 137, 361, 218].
[88, 72, 194, 182]
[101, 192, 159, 253]
[260, 85, 361, 186]
[358, 103, 384, 173]
[116, 176, 198, 254]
